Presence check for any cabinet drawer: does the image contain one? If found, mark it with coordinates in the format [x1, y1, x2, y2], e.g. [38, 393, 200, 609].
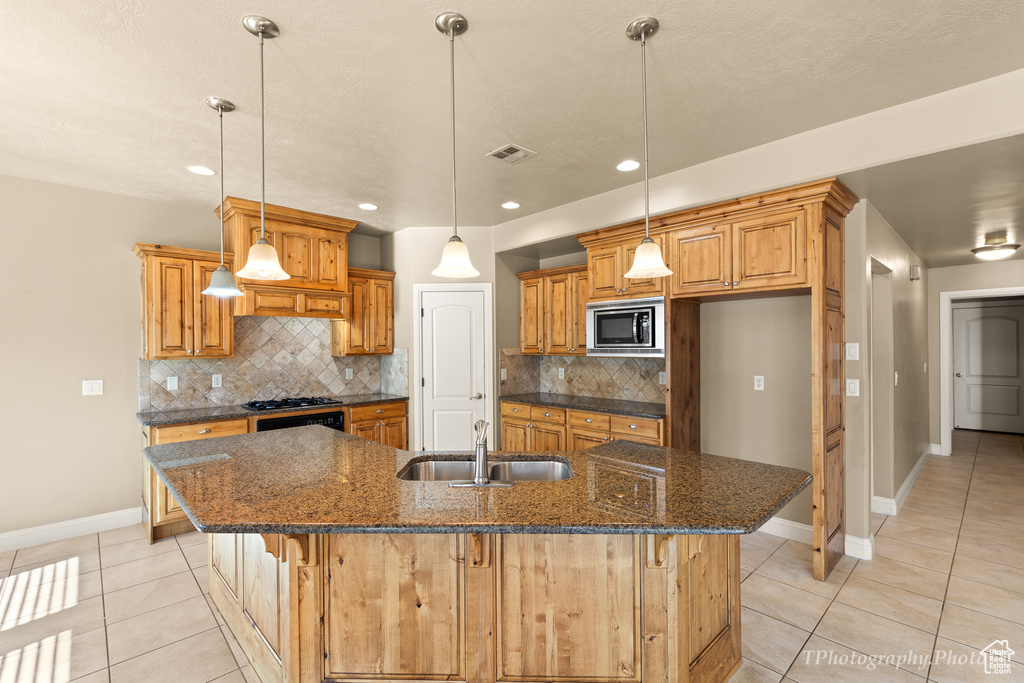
[350, 401, 407, 422]
[304, 292, 346, 316]
[501, 402, 531, 418]
[568, 410, 611, 431]
[530, 405, 565, 424]
[609, 415, 661, 441]
[152, 418, 249, 445]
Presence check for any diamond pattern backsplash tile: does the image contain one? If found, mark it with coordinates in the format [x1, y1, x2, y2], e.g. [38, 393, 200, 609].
[498, 349, 666, 404]
[139, 317, 407, 412]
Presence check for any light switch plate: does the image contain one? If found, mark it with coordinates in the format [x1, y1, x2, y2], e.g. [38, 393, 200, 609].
[345, 368, 353, 380]
[846, 379, 860, 396]
[212, 374, 222, 388]
[659, 371, 666, 386]
[500, 369, 507, 381]
[82, 379, 103, 396]
[754, 375, 765, 391]
[845, 343, 859, 361]
[558, 368, 565, 379]
[167, 376, 178, 391]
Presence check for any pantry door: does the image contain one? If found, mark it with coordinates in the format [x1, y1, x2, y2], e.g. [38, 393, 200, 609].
[953, 303, 1024, 434]
[417, 284, 493, 451]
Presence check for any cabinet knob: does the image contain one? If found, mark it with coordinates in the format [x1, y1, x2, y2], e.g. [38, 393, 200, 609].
[512, 408, 518, 413]
[544, 412, 550, 417]
[198, 429, 211, 434]
[585, 418, 592, 423]
[733, 281, 738, 286]
[376, 409, 384, 413]
[629, 424, 637, 429]
[195, 349, 201, 355]
[723, 282, 729, 286]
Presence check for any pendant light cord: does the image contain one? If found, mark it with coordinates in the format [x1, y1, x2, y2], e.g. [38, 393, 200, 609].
[219, 106, 226, 266]
[449, 30, 458, 238]
[641, 32, 650, 239]
[259, 29, 266, 240]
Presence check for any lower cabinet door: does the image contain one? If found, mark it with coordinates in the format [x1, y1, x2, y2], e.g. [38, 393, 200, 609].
[495, 534, 642, 681]
[381, 416, 407, 450]
[531, 422, 566, 451]
[324, 534, 465, 680]
[570, 427, 609, 450]
[350, 419, 379, 442]
[501, 417, 530, 451]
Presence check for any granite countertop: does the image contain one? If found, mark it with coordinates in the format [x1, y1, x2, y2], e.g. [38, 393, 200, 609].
[500, 393, 667, 419]
[136, 394, 409, 426]
[144, 426, 810, 536]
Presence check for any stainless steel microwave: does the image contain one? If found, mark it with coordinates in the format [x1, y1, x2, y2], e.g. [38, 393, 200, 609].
[586, 296, 665, 357]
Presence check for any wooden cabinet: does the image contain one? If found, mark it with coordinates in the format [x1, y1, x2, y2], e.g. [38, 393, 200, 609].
[500, 402, 567, 451]
[330, 268, 395, 356]
[517, 265, 588, 356]
[221, 197, 357, 318]
[568, 409, 664, 448]
[133, 244, 234, 360]
[345, 401, 408, 449]
[142, 417, 248, 542]
[668, 209, 807, 297]
[212, 530, 742, 683]
[586, 236, 666, 300]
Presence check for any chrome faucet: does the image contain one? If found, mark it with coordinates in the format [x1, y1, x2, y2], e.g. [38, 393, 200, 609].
[473, 420, 489, 484]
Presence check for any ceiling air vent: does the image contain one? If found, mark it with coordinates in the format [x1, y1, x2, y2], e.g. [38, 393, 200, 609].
[486, 144, 537, 164]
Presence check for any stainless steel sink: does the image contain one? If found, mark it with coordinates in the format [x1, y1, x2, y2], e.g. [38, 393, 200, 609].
[397, 459, 573, 482]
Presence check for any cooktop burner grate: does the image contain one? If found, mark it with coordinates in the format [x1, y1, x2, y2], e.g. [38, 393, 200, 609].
[243, 397, 344, 411]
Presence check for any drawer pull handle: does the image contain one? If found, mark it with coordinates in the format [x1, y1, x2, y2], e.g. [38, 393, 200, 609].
[544, 412, 550, 417]
[512, 408, 518, 413]
[585, 418, 592, 423]
[198, 429, 211, 434]
[376, 409, 384, 413]
[629, 424, 637, 429]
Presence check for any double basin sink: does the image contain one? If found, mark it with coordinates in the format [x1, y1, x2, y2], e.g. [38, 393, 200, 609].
[397, 458, 573, 483]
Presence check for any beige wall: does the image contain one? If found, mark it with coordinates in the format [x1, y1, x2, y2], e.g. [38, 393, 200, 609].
[0, 174, 216, 534]
[348, 233, 382, 270]
[843, 203, 871, 539]
[700, 296, 814, 525]
[381, 226, 497, 449]
[927, 258, 1024, 444]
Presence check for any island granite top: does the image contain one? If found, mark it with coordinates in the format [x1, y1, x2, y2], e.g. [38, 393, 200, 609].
[144, 426, 810, 536]
[136, 394, 408, 426]
[500, 393, 667, 419]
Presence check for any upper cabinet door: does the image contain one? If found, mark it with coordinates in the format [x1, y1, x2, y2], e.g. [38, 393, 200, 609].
[150, 256, 194, 359]
[588, 244, 622, 299]
[622, 235, 666, 297]
[520, 277, 544, 355]
[193, 260, 234, 358]
[345, 276, 371, 355]
[732, 209, 807, 290]
[369, 278, 393, 354]
[669, 223, 733, 297]
[544, 273, 573, 355]
[572, 271, 588, 355]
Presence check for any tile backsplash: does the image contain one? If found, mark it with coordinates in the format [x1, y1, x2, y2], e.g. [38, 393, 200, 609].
[499, 348, 665, 403]
[139, 316, 408, 412]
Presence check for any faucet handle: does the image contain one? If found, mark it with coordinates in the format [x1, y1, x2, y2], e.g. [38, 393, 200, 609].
[474, 419, 488, 435]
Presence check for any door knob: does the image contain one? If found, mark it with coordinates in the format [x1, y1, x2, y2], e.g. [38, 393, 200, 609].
[470, 393, 484, 400]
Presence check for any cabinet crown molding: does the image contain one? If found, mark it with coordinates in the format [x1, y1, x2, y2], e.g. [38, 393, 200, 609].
[515, 264, 586, 281]
[220, 196, 357, 233]
[133, 242, 231, 262]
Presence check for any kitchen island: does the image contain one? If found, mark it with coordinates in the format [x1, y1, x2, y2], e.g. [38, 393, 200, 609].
[145, 426, 810, 683]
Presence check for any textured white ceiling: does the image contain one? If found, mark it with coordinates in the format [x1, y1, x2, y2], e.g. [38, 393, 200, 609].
[4, 0, 1024, 256]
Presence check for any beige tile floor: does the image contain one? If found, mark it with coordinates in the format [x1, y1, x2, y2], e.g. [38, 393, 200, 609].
[0, 430, 1021, 682]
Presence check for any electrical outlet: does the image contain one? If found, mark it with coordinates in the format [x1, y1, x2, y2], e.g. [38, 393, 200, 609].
[659, 371, 666, 386]
[500, 368, 507, 381]
[167, 376, 178, 391]
[846, 379, 860, 396]
[345, 368, 353, 380]
[558, 367, 565, 379]
[82, 380, 103, 396]
[754, 375, 764, 391]
[845, 342, 859, 361]
[212, 374, 222, 388]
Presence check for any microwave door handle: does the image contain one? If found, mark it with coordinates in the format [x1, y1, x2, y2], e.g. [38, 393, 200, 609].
[633, 312, 640, 344]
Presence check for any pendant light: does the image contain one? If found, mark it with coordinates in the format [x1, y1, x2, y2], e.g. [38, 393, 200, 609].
[202, 97, 244, 297]
[236, 15, 290, 281]
[623, 17, 672, 279]
[431, 12, 480, 278]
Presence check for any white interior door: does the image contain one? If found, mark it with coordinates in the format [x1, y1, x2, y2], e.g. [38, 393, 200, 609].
[419, 288, 492, 450]
[953, 304, 1024, 433]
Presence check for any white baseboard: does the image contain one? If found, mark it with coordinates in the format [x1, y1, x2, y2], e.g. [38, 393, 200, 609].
[0, 507, 143, 553]
[758, 516, 873, 560]
[871, 496, 898, 515]
[930, 443, 948, 456]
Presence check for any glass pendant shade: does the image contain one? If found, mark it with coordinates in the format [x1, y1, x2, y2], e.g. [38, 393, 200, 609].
[237, 238, 290, 280]
[432, 235, 479, 278]
[202, 264, 244, 296]
[624, 236, 672, 278]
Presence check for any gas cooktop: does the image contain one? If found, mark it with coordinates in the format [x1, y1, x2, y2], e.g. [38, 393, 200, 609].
[243, 397, 344, 411]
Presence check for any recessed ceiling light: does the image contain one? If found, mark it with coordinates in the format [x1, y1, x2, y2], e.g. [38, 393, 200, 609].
[501, 201, 520, 210]
[188, 165, 215, 176]
[358, 203, 378, 211]
[617, 160, 640, 172]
